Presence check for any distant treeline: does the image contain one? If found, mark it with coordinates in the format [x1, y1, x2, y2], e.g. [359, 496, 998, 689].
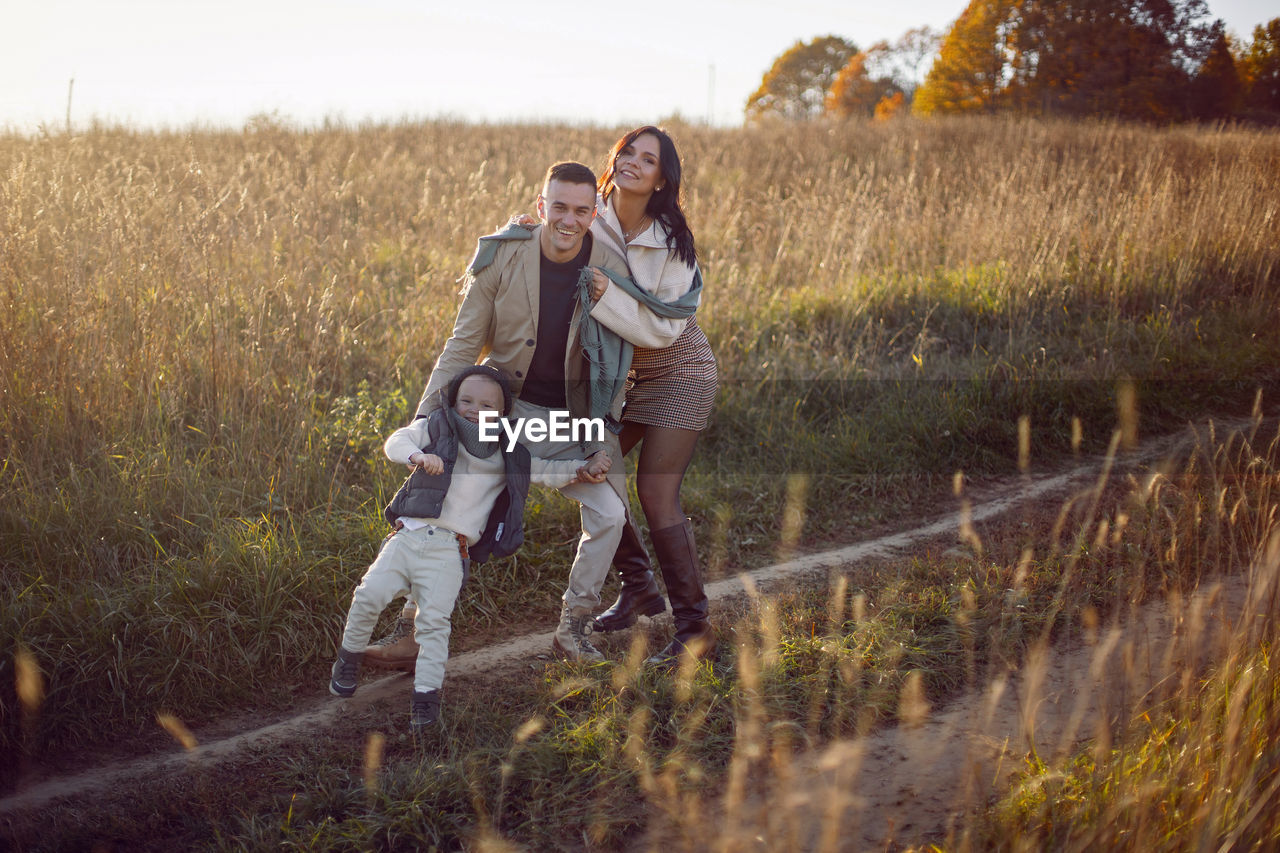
[748, 2, 1280, 124]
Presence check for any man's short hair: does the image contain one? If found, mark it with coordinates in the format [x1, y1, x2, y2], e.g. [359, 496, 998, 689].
[543, 161, 596, 190]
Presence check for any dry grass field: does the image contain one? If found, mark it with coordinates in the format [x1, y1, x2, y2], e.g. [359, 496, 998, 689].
[2, 116, 1280, 849]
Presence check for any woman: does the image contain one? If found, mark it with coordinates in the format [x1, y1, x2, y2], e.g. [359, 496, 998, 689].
[584, 126, 718, 667]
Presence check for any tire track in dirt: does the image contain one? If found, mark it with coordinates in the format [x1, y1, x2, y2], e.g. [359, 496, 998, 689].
[0, 419, 1254, 819]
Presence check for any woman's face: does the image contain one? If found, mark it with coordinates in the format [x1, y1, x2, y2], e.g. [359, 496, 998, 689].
[613, 133, 663, 197]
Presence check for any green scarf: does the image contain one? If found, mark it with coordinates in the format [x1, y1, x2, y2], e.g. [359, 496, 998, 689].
[465, 222, 534, 275]
[575, 265, 703, 421]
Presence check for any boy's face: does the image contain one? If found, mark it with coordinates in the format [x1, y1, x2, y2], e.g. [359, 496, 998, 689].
[453, 374, 504, 424]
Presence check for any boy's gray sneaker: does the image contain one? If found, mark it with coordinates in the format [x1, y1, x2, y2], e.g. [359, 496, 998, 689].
[329, 647, 363, 697]
[410, 689, 441, 732]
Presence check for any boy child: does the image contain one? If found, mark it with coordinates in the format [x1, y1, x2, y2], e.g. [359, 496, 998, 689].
[328, 365, 609, 731]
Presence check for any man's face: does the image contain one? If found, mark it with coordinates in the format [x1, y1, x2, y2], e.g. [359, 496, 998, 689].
[537, 179, 596, 263]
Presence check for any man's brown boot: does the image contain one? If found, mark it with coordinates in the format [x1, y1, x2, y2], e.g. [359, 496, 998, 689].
[552, 604, 605, 663]
[363, 614, 418, 671]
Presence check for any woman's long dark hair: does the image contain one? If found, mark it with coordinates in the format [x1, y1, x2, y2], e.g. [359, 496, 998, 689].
[598, 126, 697, 268]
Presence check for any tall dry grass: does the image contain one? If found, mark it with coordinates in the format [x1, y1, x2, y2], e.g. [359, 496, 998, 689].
[6, 419, 1273, 851]
[640, 417, 1280, 852]
[2, 116, 1279, 770]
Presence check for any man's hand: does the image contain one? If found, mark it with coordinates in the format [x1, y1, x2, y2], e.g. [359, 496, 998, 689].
[589, 268, 610, 302]
[408, 451, 444, 475]
[509, 213, 537, 229]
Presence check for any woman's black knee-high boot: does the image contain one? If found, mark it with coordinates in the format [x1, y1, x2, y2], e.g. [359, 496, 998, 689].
[594, 514, 667, 632]
[645, 519, 716, 666]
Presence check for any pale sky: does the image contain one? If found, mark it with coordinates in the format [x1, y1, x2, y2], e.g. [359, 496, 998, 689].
[5, 0, 1275, 132]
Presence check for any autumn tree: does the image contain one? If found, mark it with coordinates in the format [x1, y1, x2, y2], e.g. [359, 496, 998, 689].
[874, 92, 907, 120]
[746, 36, 858, 121]
[827, 27, 943, 119]
[1119, 0, 1221, 120]
[1009, 0, 1138, 114]
[913, 0, 1016, 115]
[1188, 31, 1241, 119]
[1015, 0, 1223, 120]
[1238, 18, 1280, 113]
[914, 0, 1225, 120]
[826, 53, 901, 118]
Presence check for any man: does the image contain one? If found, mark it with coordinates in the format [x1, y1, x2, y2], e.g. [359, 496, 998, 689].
[368, 161, 631, 663]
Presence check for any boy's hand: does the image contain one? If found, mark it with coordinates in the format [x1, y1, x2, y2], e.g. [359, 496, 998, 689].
[573, 451, 612, 484]
[409, 452, 444, 475]
[573, 465, 605, 484]
[585, 449, 611, 477]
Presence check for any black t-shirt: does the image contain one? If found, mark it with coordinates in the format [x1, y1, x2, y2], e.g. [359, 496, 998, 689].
[519, 234, 592, 409]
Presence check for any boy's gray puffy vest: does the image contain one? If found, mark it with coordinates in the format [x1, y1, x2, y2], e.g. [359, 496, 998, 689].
[383, 407, 531, 564]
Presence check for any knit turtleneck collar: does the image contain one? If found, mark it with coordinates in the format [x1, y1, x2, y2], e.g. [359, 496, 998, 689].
[447, 408, 500, 458]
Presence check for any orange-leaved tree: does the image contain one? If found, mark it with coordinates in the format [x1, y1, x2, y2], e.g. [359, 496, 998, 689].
[916, 0, 1226, 120]
[826, 52, 901, 118]
[874, 91, 907, 120]
[1238, 18, 1280, 114]
[913, 0, 1016, 115]
[746, 35, 858, 121]
[827, 29, 942, 119]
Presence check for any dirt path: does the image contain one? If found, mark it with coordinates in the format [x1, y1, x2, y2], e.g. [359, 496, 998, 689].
[0, 420, 1258, 832]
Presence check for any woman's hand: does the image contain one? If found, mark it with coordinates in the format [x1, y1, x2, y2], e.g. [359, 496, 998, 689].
[589, 268, 610, 302]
